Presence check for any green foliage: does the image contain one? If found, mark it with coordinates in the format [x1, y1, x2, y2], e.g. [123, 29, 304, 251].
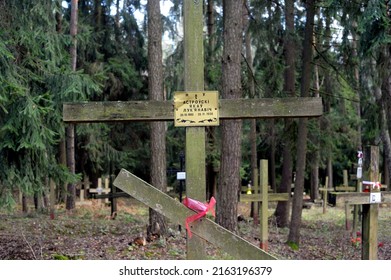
[0, 0, 101, 208]
[1, 0, 389, 213]
[53, 254, 70, 260]
[359, 0, 391, 57]
[287, 241, 299, 251]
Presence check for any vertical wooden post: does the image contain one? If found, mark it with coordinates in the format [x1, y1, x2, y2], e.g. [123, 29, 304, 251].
[343, 169, 350, 230]
[353, 166, 362, 239]
[97, 178, 102, 206]
[80, 189, 85, 202]
[343, 170, 348, 187]
[104, 177, 110, 204]
[83, 175, 89, 198]
[362, 146, 379, 260]
[323, 176, 329, 214]
[345, 203, 350, 230]
[110, 174, 117, 215]
[259, 160, 268, 251]
[184, 0, 206, 260]
[252, 168, 259, 225]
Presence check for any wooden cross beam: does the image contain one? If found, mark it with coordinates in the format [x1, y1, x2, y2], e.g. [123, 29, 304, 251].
[113, 168, 277, 260]
[63, 97, 322, 123]
[334, 191, 391, 206]
[240, 193, 289, 202]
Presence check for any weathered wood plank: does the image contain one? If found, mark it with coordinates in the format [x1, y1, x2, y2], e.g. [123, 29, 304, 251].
[184, 0, 206, 260]
[240, 193, 289, 202]
[113, 169, 277, 260]
[260, 160, 268, 251]
[185, 126, 206, 259]
[63, 97, 323, 123]
[334, 192, 391, 206]
[335, 186, 356, 192]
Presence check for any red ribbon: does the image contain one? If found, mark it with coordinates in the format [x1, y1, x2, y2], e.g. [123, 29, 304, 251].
[182, 196, 216, 238]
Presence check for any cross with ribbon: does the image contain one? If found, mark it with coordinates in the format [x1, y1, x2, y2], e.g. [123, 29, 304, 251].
[183, 197, 216, 238]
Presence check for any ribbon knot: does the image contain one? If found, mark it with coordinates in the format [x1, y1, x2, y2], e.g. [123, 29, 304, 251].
[362, 181, 381, 191]
[182, 197, 216, 238]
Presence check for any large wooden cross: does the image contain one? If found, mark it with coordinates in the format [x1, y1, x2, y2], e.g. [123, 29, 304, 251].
[63, 1, 322, 259]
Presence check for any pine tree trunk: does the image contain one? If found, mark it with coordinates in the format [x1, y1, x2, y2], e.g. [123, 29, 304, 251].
[22, 194, 28, 214]
[66, 124, 76, 210]
[147, 0, 167, 236]
[351, 21, 362, 150]
[207, 0, 215, 58]
[206, 0, 217, 199]
[275, 0, 295, 228]
[243, 0, 258, 220]
[269, 120, 276, 192]
[66, 0, 78, 211]
[385, 50, 391, 186]
[288, 0, 315, 245]
[56, 1, 66, 204]
[275, 126, 293, 227]
[216, 0, 243, 232]
[59, 139, 67, 203]
[309, 15, 321, 201]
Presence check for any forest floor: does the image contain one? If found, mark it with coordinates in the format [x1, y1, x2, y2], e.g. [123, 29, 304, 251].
[0, 198, 390, 260]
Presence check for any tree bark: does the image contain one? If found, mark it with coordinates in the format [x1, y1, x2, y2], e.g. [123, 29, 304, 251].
[206, 0, 217, 199]
[244, 0, 258, 221]
[66, 0, 78, 211]
[207, 0, 215, 59]
[56, 0, 66, 204]
[288, 0, 315, 245]
[216, 0, 243, 232]
[309, 11, 321, 201]
[147, 0, 167, 236]
[275, 0, 295, 228]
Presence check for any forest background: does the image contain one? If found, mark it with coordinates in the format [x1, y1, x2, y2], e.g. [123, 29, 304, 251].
[0, 0, 390, 247]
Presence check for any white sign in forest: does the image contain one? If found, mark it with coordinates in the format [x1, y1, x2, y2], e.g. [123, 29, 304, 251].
[174, 91, 219, 127]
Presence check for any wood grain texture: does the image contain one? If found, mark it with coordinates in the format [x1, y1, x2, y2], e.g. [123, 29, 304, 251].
[113, 169, 277, 260]
[63, 98, 323, 123]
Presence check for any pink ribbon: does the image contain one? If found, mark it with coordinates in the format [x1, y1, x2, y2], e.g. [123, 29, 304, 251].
[182, 197, 216, 238]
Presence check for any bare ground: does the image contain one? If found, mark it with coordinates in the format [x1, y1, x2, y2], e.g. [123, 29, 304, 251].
[0, 198, 390, 260]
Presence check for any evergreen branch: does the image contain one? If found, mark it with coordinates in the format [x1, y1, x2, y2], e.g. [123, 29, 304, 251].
[312, 42, 360, 93]
[241, 52, 260, 97]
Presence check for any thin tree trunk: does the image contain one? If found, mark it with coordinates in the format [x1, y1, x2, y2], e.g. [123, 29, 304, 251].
[66, 0, 78, 210]
[59, 139, 67, 203]
[148, 0, 167, 236]
[244, 0, 258, 220]
[275, 0, 295, 228]
[22, 194, 28, 213]
[288, 0, 315, 245]
[207, 0, 215, 59]
[216, 0, 243, 232]
[351, 21, 362, 150]
[309, 15, 321, 201]
[269, 120, 276, 192]
[56, 0, 66, 204]
[206, 0, 217, 199]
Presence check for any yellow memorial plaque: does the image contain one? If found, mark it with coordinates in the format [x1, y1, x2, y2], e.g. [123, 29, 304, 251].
[174, 91, 219, 127]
